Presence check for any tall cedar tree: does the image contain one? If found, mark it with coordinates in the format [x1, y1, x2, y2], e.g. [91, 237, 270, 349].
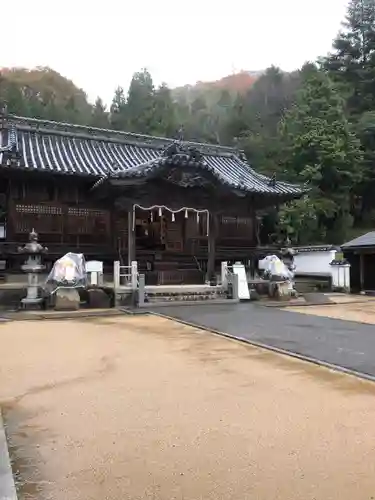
[324, 0, 375, 115]
[91, 97, 109, 128]
[153, 83, 177, 137]
[324, 0, 375, 222]
[109, 86, 127, 130]
[278, 64, 362, 244]
[126, 69, 155, 135]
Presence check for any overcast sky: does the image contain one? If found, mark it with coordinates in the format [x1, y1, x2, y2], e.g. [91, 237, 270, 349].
[3, 0, 348, 105]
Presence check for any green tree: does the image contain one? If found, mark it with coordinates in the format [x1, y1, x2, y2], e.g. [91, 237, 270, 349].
[153, 83, 177, 137]
[278, 63, 363, 244]
[323, 0, 375, 223]
[224, 68, 301, 175]
[323, 0, 375, 115]
[109, 86, 128, 130]
[0, 67, 92, 123]
[126, 69, 156, 134]
[91, 97, 109, 128]
[0, 78, 28, 116]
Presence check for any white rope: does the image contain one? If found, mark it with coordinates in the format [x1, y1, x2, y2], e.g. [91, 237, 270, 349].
[132, 204, 210, 235]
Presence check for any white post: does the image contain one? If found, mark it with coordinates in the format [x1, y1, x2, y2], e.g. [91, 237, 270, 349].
[330, 262, 351, 293]
[221, 261, 228, 290]
[343, 264, 351, 293]
[138, 274, 145, 307]
[131, 261, 138, 290]
[232, 272, 239, 301]
[114, 260, 120, 289]
[128, 209, 134, 267]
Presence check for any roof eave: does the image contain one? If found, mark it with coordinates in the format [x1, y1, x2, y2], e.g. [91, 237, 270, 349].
[342, 245, 375, 250]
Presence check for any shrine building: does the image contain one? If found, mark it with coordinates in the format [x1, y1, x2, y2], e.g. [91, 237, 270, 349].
[0, 112, 303, 284]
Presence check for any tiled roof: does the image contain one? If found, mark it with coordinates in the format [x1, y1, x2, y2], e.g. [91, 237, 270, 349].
[0, 115, 303, 197]
[342, 232, 375, 249]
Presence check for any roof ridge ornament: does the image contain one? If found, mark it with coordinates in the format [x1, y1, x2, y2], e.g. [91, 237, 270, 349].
[161, 141, 203, 164]
[268, 172, 277, 187]
[176, 125, 184, 142]
[238, 151, 247, 162]
[0, 102, 8, 119]
[0, 122, 19, 160]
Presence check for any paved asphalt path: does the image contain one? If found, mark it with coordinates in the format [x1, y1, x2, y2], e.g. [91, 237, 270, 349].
[150, 303, 375, 379]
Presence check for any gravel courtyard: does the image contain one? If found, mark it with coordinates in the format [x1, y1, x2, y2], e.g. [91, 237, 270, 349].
[1, 315, 375, 500]
[287, 297, 375, 324]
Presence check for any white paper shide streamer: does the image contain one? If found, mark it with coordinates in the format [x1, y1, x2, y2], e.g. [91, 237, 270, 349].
[132, 204, 209, 235]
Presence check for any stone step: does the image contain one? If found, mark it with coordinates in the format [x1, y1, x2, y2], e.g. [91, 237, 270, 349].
[145, 290, 227, 304]
[295, 280, 331, 294]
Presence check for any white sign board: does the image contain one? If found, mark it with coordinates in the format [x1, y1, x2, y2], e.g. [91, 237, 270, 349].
[232, 262, 250, 300]
[86, 260, 103, 286]
[86, 260, 103, 273]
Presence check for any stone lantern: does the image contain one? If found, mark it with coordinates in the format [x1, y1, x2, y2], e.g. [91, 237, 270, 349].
[18, 229, 48, 308]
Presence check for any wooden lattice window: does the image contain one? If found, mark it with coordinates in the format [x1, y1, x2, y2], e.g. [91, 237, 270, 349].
[66, 207, 110, 235]
[220, 216, 253, 238]
[13, 204, 63, 233]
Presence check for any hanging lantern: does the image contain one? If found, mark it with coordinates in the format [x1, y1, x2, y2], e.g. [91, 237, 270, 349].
[185, 209, 188, 218]
[172, 212, 175, 222]
[158, 207, 162, 217]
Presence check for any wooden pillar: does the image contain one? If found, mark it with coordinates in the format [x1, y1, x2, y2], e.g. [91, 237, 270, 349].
[127, 208, 135, 267]
[207, 213, 216, 282]
[359, 252, 365, 292]
[251, 205, 258, 279]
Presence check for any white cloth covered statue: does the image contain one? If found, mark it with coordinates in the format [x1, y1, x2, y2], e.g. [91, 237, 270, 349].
[258, 255, 295, 281]
[46, 252, 87, 291]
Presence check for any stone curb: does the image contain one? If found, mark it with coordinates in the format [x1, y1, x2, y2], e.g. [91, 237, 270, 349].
[0, 309, 125, 322]
[138, 298, 239, 308]
[259, 299, 375, 308]
[150, 311, 375, 384]
[0, 411, 17, 500]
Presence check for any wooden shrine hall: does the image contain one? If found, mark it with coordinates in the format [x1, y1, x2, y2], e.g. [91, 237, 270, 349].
[0, 113, 303, 285]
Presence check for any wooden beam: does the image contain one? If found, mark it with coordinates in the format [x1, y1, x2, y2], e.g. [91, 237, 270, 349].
[207, 213, 217, 282]
[127, 209, 135, 266]
[360, 253, 365, 292]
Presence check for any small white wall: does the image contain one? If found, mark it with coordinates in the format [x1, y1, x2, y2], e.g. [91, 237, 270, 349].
[294, 250, 336, 276]
[331, 264, 350, 292]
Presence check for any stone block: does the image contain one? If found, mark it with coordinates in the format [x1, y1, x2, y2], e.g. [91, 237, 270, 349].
[54, 288, 80, 311]
[269, 281, 293, 301]
[87, 288, 111, 309]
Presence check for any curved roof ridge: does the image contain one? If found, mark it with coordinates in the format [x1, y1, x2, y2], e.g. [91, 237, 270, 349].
[7, 114, 238, 156]
[0, 114, 304, 198]
[236, 158, 306, 190]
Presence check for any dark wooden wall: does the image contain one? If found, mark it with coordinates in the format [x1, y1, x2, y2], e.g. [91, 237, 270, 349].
[0, 172, 257, 270]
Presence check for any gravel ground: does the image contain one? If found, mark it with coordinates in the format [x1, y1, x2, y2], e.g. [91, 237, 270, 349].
[1, 316, 375, 500]
[287, 300, 375, 324]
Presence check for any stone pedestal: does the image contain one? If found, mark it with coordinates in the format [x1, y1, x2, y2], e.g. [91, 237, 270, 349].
[269, 281, 294, 301]
[87, 288, 110, 309]
[54, 288, 80, 311]
[21, 268, 42, 307]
